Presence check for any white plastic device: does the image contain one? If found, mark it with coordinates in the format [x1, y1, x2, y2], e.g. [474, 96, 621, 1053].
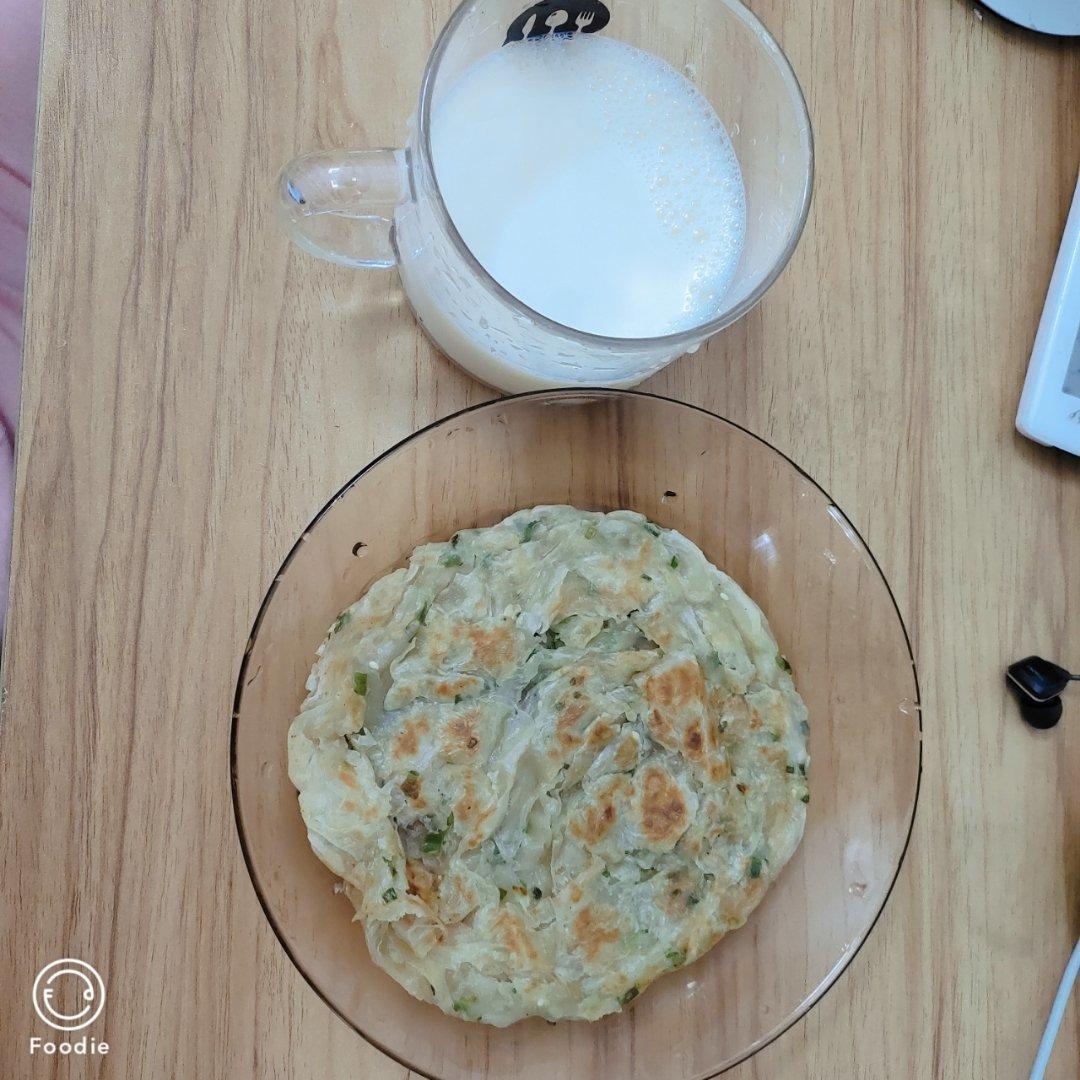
[1016, 170, 1080, 457]
[980, 0, 1080, 36]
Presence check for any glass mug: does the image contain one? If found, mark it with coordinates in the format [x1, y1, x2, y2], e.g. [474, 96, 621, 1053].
[277, 0, 813, 392]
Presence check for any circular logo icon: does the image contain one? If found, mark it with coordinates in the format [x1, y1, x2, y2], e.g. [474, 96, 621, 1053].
[32, 959, 106, 1032]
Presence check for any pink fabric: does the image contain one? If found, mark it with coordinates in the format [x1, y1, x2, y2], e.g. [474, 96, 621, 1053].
[0, 0, 42, 624]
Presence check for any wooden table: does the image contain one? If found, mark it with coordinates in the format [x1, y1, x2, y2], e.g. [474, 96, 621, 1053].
[2, 0, 1078, 1076]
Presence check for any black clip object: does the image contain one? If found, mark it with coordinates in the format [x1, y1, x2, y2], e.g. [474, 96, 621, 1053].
[504, 0, 611, 45]
[1014, 693, 1064, 730]
[1006, 655, 1077, 730]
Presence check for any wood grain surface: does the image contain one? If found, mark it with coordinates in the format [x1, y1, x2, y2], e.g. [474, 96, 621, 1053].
[1, 0, 1078, 1077]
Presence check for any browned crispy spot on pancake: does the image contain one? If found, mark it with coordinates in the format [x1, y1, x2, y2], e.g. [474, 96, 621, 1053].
[434, 675, 482, 700]
[639, 765, 689, 846]
[405, 859, 437, 905]
[392, 714, 430, 759]
[708, 758, 732, 783]
[584, 719, 615, 751]
[613, 732, 639, 771]
[707, 713, 723, 752]
[569, 776, 628, 844]
[493, 907, 540, 963]
[644, 657, 709, 759]
[684, 724, 704, 755]
[401, 773, 421, 800]
[446, 711, 481, 754]
[338, 766, 358, 789]
[648, 708, 675, 747]
[554, 699, 589, 752]
[465, 622, 516, 672]
[572, 906, 620, 961]
[646, 657, 706, 710]
[454, 774, 478, 825]
[454, 776, 496, 847]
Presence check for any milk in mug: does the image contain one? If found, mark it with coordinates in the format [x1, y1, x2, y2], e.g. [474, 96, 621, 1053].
[396, 34, 747, 388]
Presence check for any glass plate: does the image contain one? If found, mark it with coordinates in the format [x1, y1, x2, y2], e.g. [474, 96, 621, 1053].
[232, 390, 922, 1079]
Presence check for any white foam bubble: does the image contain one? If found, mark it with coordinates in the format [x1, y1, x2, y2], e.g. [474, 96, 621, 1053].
[431, 35, 746, 338]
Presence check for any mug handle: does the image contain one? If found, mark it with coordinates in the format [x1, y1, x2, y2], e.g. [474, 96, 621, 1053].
[275, 149, 411, 269]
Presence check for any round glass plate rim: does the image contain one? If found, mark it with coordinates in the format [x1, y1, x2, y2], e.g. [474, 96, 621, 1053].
[230, 387, 924, 1079]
